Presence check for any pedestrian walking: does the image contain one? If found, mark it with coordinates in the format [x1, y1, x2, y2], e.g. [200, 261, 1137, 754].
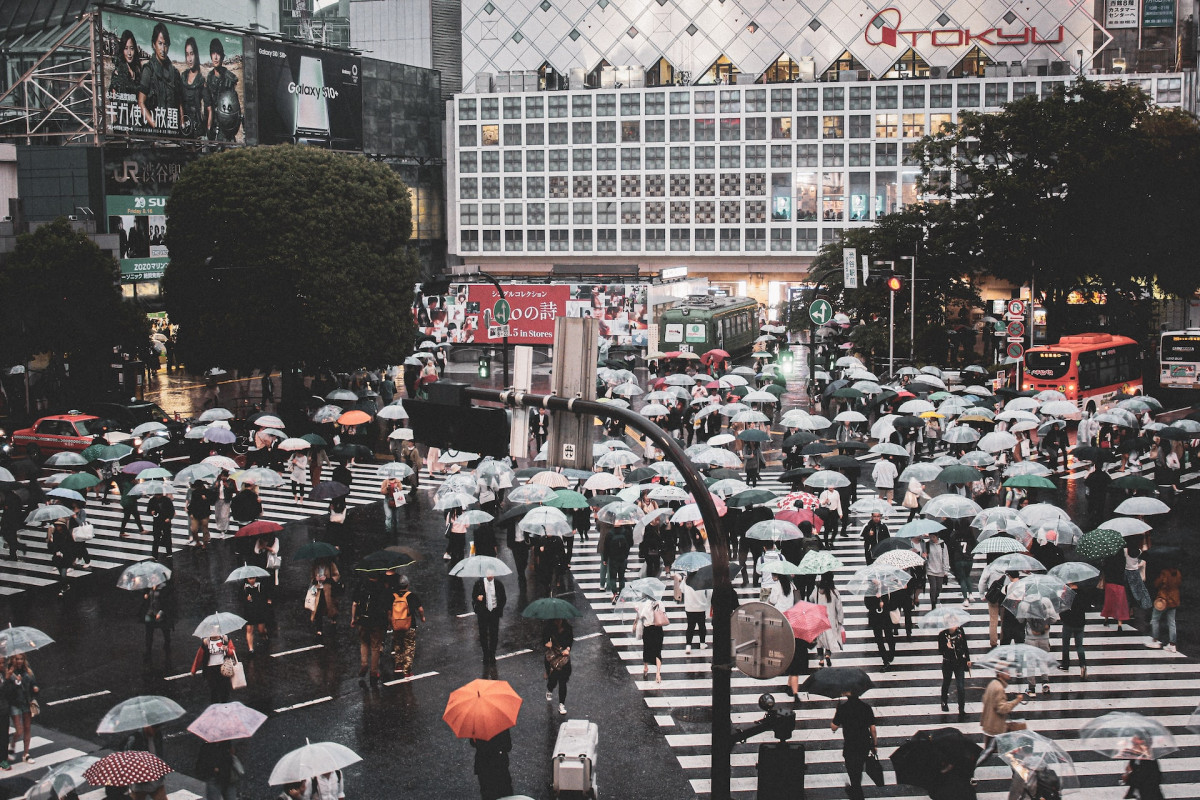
[121, 722, 168, 800]
[830, 690, 877, 800]
[195, 740, 239, 800]
[543, 618, 573, 715]
[141, 578, 176, 665]
[978, 666, 1025, 763]
[950, 523, 976, 606]
[817, 485, 842, 548]
[938, 623, 970, 718]
[190, 634, 235, 704]
[634, 594, 668, 683]
[287, 451, 309, 504]
[812, 572, 844, 667]
[3, 655, 38, 764]
[472, 570, 507, 665]
[213, 471, 235, 535]
[307, 557, 340, 637]
[1057, 581, 1091, 679]
[925, 532, 950, 608]
[865, 593, 895, 669]
[872, 456, 898, 502]
[471, 728, 513, 800]
[638, 521, 662, 579]
[604, 524, 633, 601]
[116, 474, 144, 538]
[186, 480, 213, 549]
[390, 574, 425, 678]
[1122, 739, 1164, 800]
[302, 770, 345, 800]
[46, 518, 80, 596]
[682, 581, 712, 654]
[901, 477, 929, 522]
[251, 532, 282, 590]
[1124, 541, 1152, 610]
[351, 574, 390, 686]
[242, 576, 272, 655]
[445, 509, 468, 564]
[860, 512, 890, 565]
[1148, 565, 1180, 652]
[0, 490, 25, 561]
[743, 439, 765, 488]
[147, 492, 175, 561]
[1100, 553, 1131, 631]
[381, 476, 405, 535]
[230, 484, 262, 529]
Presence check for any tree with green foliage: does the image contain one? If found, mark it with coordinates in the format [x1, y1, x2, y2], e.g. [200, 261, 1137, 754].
[162, 146, 419, 376]
[785, 203, 984, 371]
[914, 79, 1200, 340]
[0, 217, 149, 402]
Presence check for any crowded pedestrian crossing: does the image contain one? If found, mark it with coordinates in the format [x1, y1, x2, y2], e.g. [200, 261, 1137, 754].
[564, 463, 1200, 799]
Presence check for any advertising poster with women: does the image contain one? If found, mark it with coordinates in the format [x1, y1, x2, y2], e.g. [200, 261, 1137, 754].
[99, 11, 245, 142]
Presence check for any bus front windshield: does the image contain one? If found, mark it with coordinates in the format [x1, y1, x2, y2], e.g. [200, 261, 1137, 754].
[1161, 334, 1200, 363]
[1025, 350, 1072, 380]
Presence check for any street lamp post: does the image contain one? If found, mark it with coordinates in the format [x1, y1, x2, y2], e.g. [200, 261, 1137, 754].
[451, 265, 510, 387]
[875, 260, 895, 378]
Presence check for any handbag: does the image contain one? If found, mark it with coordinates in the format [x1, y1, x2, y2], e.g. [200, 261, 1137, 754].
[230, 660, 247, 690]
[266, 552, 282, 570]
[889, 608, 902, 625]
[304, 584, 320, 612]
[652, 605, 670, 627]
[1154, 596, 1168, 612]
[72, 524, 95, 542]
[546, 646, 570, 672]
[863, 749, 885, 786]
[329, 508, 347, 524]
[220, 655, 237, 678]
[901, 491, 919, 509]
[29, 700, 39, 718]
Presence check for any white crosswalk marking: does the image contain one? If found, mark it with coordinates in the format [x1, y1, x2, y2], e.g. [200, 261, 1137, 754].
[561, 463, 1199, 799]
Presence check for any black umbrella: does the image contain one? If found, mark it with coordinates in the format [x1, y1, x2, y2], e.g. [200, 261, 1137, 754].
[872, 537, 918, 559]
[836, 440, 870, 452]
[495, 503, 536, 524]
[355, 549, 416, 572]
[513, 466, 544, 479]
[1156, 426, 1193, 442]
[778, 468, 816, 484]
[294, 541, 339, 559]
[1070, 446, 1109, 463]
[893, 416, 925, 430]
[801, 667, 874, 698]
[783, 432, 818, 448]
[821, 455, 862, 469]
[821, 379, 850, 400]
[309, 481, 350, 501]
[329, 443, 372, 461]
[686, 562, 742, 590]
[624, 467, 658, 484]
[905, 381, 939, 395]
[802, 442, 832, 456]
[708, 468, 742, 481]
[891, 728, 982, 791]
[588, 495, 622, 509]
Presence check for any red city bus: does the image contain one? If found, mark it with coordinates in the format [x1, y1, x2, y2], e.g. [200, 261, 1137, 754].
[1023, 333, 1142, 413]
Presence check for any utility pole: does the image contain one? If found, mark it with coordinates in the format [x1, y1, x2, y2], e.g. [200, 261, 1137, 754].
[901, 252, 916, 364]
[450, 265, 510, 386]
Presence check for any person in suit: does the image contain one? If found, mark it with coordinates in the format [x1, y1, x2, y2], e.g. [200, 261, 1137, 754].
[472, 570, 507, 664]
[860, 512, 890, 565]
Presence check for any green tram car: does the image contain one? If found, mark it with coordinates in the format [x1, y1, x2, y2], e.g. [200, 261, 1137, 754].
[658, 295, 759, 358]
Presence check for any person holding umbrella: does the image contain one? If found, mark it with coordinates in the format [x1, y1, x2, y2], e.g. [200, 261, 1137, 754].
[938, 621, 970, 719]
[1122, 736, 1164, 800]
[241, 573, 272, 656]
[812, 572, 844, 668]
[3, 654, 38, 764]
[860, 511, 890, 566]
[195, 740, 239, 800]
[633, 587, 668, 683]
[140, 578, 176, 666]
[190, 633, 235, 704]
[472, 569, 507, 666]
[186, 480, 213, 549]
[543, 617, 573, 714]
[213, 470, 236, 536]
[308, 554, 341, 637]
[1149, 564, 1181, 652]
[830, 689, 877, 800]
[351, 573, 391, 686]
[979, 665, 1025, 763]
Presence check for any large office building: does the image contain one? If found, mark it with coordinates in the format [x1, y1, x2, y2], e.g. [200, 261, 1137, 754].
[444, 0, 1196, 304]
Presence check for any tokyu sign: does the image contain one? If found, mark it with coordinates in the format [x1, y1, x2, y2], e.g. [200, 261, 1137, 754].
[865, 7, 1065, 48]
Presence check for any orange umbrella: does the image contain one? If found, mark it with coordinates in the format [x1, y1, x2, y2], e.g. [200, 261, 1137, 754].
[337, 409, 372, 426]
[443, 679, 522, 740]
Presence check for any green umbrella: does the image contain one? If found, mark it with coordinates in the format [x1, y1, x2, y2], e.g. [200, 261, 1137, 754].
[797, 550, 842, 575]
[1109, 474, 1158, 492]
[738, 428, 771, 443]
[730, 385, 749, 398]
[937, 465, 983, 485]
[832, 387, 863, 399]
[763, 384, 786, 396]
[521, 597, 584, 620]
[80, 443, 133, 462]
[727, 489, 778, 507]
[761, 560, 806, 576]
[59, 472, 100, 491]
[1076, 528, 1126, 561]
[301, 433, 329, 447]
[545, 490, 590, 510]
[1003, 475, 1057, 490]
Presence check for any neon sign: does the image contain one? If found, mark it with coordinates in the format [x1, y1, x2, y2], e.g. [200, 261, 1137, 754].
[864, 7, 1064, 47]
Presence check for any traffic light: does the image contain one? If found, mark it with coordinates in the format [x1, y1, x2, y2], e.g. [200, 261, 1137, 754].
[477, 355, 490, 379]
[886, 274, 904, 292]
[779, 349, 794, 372]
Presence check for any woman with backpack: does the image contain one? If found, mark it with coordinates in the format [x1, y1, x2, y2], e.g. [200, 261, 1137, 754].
[633, 593, 668, 683]
[390, 575, 424, 679]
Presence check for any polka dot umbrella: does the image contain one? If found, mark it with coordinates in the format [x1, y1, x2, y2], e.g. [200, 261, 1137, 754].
[84, 751, 172, 786]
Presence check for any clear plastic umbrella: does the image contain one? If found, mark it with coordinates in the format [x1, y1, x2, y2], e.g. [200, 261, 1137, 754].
[1114, 497, 1171, 516]
[596, 501, 644, 526]
[1080, 712, 1179, 760]
[25, 755, 101, 800]
[796, 551, 842, 575]
[116, 562, 173, 591]
[97, 696, 186, 734]
[623, 577, 667, 601]
[987, 553, 1046, 574]
[1018, 503, 1071, 527]
[449, 556, 513, 578]
[922, 495, 982, 519]
[972, 537, 1025, 555]
[507, 483, 557, 504]
[192, 613, 247, 639]
[1099, 517, 1152, 536]
[745, 520, 803, 541]
[804, 470, 850, 489]
[942, 427, 980, 444]
[993, 730, 1080, 793]
[187, 701, 268, 742]
[975, 644, 1058, 679]
[378, 462, 415, 480]
[894, 519, 946, 538]
[1047, 562, 1101, 583]
[24, 505, 75, 525]
[978, 431, 1019, 452]
[432, 492, 477, 511]
[268, 741, 363, 785]
[919, 606, 972, 630]
[848, 497, 894, 516]
[899, 463, 942, 483]
[844, 565, 911, 596]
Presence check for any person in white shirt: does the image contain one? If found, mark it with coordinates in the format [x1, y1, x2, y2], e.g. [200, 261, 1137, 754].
[872, 457, 898, 502]
[818, 486, 843, 547]
[924, 532, 950, 607]
[682, 582, 712, 654]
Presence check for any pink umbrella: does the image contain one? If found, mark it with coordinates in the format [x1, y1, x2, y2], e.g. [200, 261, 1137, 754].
[686, 494, 727, 516]
[187, 702, 268, 742]
[776, 491, 820, 511]
[783, 601, 831, 643]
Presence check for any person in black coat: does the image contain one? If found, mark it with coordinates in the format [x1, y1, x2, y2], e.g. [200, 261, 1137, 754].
[938, 624, 970, 717]
[141, 579, 177, 665]
[473, 522, 498, 557]
[472, 572, 507, 664]
[147, 493, 175, 561]
[860, 513, 890, 565]
[865, 592, 895, 669]
[471, 728, 513, 800]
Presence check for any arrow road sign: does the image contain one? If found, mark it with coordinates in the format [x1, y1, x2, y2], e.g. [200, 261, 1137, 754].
[809, 299, 833, 325]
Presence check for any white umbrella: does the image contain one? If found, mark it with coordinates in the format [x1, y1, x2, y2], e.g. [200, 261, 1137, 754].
[743, 391, 778, 404]
[1098, 517, 1152, 536]
[898, 399, 935, 414]
[377, 403, 409, 420]
[1114, 497, 1171, 516]
[977, 431, 1019, 452]
[254, 415, 285, 428]
[583, 472, 624, 491]
[268, 741, 363, 786]
[193, 613, 248, 639]
[732, 410, 770, 424]
[834, 411, 867, 423]
[706, 433, 736, 447]
[197, 408, 234, 422]
[639, 403, 670, 417]
[278, 438, 311, 452]
[922, 495, 982, 519]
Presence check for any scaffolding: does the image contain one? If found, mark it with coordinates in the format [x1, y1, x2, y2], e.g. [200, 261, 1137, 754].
[0, 13, 99, 145]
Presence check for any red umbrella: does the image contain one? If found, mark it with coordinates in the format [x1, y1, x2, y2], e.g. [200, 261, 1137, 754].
[661, 351, 681, 359]
[235, 520, 284, 539]
[775, 508, 823, 533]
[701, 348, 730, 365]
[776, 491, 819, 511]
[705, 381, 720, 389]
[783, 601, 831, 643]
[84, 751, 172, 786]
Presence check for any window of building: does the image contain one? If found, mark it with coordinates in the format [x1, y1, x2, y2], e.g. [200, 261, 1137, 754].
[504, 151, 522, 172]
[503, 97, 521, 119]
[526, 150, 544, 172]
[720, 118, 741, 140]
[670, 119, 690, 142]
[770, 88, 793, 112]
[572, 150, 592, 171]
[645, 228, 665, 250]
[572, 95, 592, 117]
[482, 177, 500, 198]
[797, 228, 817, 251]
[460, 152, 477, 173]
[460, 203, 478, 225]
[459, 125, 478, 147]
[548, 202, 569, 224]
[621, 229, 641, 250]
[822, 228, 843, 245]
[719, 228, 740, 251]
[646, 147, 665, 170]
[460, 178, 478, 200]
[746, 228, 765, 251]
[597, 121, 616, 143]
[796, 172, 817, 220]
[746, 145, 766, 168]
[503, 123, 521, 146]
[875, 171, 897, 216]
[596, 148, 616, 170]
[527, 176, 545, 197]
[481, 151, 499, 172]
[460, 230, 478, 251]
[670, 146, 690, 169]
[597, 228, 616, 251]
[549, 149, 568, 171]
[481, 97, 499, 119]
[670, 229, 690, 251]
[527, 202, 545, 225]
[696, 119, 716, 141]
[596, 94, 615, 116]
[770, 173, 791, 221]
[772, 117, 792, 139]
[822, 173, 844, 221]
[797, 87, 818, 112]
[1158, 77, 1183, 103]
[929, 83, 953, 108]
[524, 123, 544, 146]
[849, 142, 871, 167]
[797, 143, 817, 167]
[720, 146, 741, 169]
[745, 89, 766, 112]
[527, 229, 545, 251]
[1041, 81, 1063, 100]
[525, 96, 543, 118]
[823, 144, 844, 166]
[458, 99, 477, 120]
[720, 90, 741, 113]
[504, 176, 522, 197]
[695, 228, 715, 251]
[504, 202, 522, 225]
[823, 116, 844, 138]
[875, 85, 898, 108]
[957, 83, 981, 107]
[848, 172, 870, 220]
[548, 122, 568, 145]
[930, 113, 952, 133]
[902, 113, 925, 138]
[875, 113, 898, 138]
[481, 203, 500, 225]
[848, 114, 871, 138]
[504, 231, 523, 253]
[550, 229, 569, 251]
[669, 91, 690, 115]
[822, 87, 844, 110]
[645, 119, 665, 142]
[481, 125, 499, 146]
[744, 117, 765, 140]
[1012, 82, 1036, 101]
[875, 142, 897, 166]
[695, 91, 715, 113]
[622, 121, 640, 142]
[985, 83, 1008, 107]
[572, 121, 592, 144]
[849, 86, 871, 110]
[645, 92, 665, 115]
[796, 116, 818, 139]
[770, 228, 791, 251]
[771, 144, 792, 168]
[695, 146, 715, 169]
[572, 202, 592, 224]
[549, 95, 568, 117]
[902, 85, 925, 109]
[621, 147, 641, 171]
[621, 201, 641, 224]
